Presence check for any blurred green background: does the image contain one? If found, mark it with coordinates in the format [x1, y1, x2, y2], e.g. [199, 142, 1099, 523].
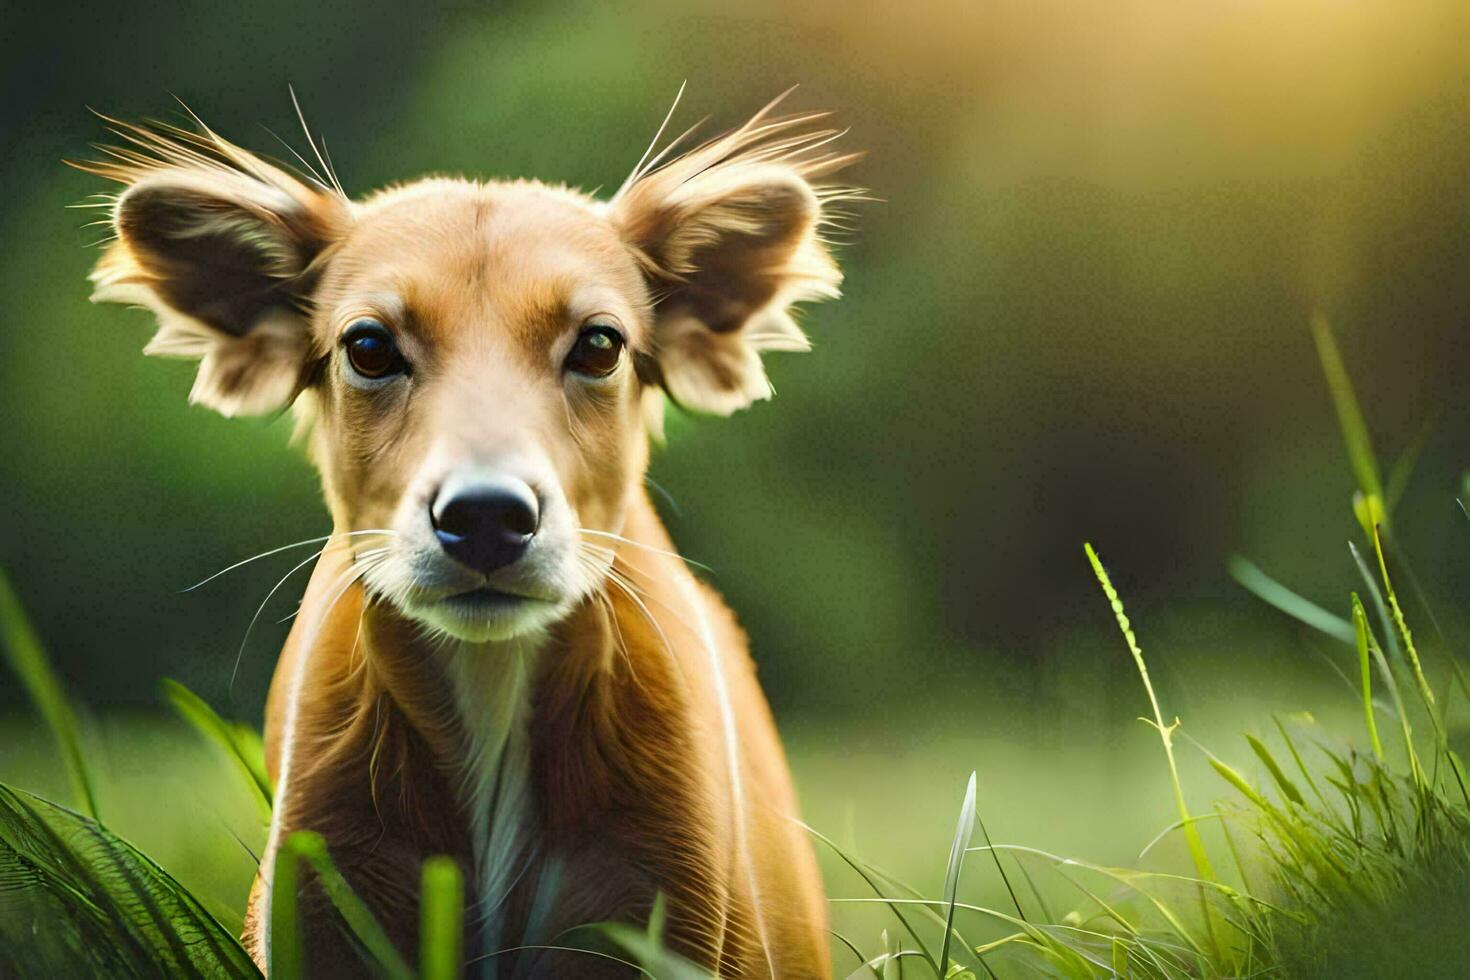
[3, 0, 1470, 963]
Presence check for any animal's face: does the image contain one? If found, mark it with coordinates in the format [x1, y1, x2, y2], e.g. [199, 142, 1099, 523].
[86, 107, 852, 641]
[308, 184, 652, 640]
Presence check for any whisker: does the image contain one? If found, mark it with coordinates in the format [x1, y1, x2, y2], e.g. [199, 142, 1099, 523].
[578, 559, 660, 702]
[274, 546, 393, 624]
[596, 589, 638, 684]
[182, 529, 397, 592]
[579, 542, 715, 630]
[576, 528, 713, 573]
[230, 549, 330, 692]
[644, 475, 683, 518]
[595, 558, 693, 660]
[309, 548, 387, 639]
[229, 537, 386, 691]
[602, 573, 673, 659]
[575, 540, 703, 641]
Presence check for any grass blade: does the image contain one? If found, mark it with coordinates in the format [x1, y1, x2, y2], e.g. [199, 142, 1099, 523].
[938, 772, 977, 973]
[1351, 596, 1385, 761]
[596, 893, 711, 980]
[279, 830, 413, 979]
[1371, 526, 1437, 716]
[974, 809, 1027, 923]
[270, 836, 304, 980]
[1349, 540, 1403, 665]
[419, 855, 464, 980]
[1244, 735, 1304, 806]
[1085, 543, 1216, 883]
[1227, 556, 1354, 644]
[1272, 715, 1327, 810]
[0, 781, 257, 977]
[1311, 314, 1386, 536]
[0, 566, 98, 819]
[1370, 527, 1470, 806]
[803, 821, 942, 974]
[830, 929, 877, 977]
[825, 844, 991, 977]
[161, 678, 272, 819]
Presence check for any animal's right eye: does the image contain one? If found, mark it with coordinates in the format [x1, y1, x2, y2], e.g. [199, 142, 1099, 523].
[342, 319, 406, 380]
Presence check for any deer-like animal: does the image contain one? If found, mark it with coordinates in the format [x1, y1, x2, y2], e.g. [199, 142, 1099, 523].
[80, 99, 855, 977]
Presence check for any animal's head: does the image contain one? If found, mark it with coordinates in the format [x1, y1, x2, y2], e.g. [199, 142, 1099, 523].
[82, 102, 854, 642]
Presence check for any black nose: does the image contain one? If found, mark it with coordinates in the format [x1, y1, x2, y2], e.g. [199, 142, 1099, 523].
[431, 476, 540, 575]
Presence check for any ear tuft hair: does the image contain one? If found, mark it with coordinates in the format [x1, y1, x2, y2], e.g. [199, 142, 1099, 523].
[75, 115, 349, 417]
[611, 96, 861, 416]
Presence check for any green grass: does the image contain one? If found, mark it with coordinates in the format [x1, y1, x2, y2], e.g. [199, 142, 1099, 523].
[2, 317, 1469, 976]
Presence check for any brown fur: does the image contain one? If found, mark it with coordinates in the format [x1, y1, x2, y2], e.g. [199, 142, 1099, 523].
[79, 98, 857, 977]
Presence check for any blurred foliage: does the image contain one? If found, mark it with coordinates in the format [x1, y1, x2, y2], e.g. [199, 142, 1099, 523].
[2, 0, 1470, 724]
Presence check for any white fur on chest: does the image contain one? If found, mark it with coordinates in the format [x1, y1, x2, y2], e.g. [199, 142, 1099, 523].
[442, 640, 539, 959]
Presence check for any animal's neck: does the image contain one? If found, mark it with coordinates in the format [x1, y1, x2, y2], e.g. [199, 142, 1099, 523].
[430, 637, 539, 957]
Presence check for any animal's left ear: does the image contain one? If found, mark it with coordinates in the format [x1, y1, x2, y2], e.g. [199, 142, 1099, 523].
[611, 117, 852, 415]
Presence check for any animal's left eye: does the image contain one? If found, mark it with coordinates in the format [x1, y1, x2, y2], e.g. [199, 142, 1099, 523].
[565, 324, 625, 378]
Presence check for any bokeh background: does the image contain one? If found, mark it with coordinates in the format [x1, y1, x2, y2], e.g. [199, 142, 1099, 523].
[3, 0, 1470, 963]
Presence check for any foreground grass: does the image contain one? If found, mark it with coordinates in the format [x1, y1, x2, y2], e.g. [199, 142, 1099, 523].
[1, 539, 1467, 977]
[2, 319, 1469, 977]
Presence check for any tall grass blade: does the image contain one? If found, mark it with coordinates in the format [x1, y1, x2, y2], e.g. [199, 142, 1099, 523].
[1311, 314, 1386, 535]
[0, 781, 257, 977]
[1351, 596, 1385, 761]
[161, 678, 273, 819]
[1272, 715, 1327, 810]
[831, 929, 877, 977]
[1244, 735, 1304, 806]
[419, 855, 463, 980]
[1227, 556, 1354, 644]
[974, 808, 1026, 922]
[270, 837, 304, 979]
[1349, 540, 1403, 665]
[1371, 526, 1437, 715]
[278, 830, 413, 979]
[1206, 753, 1359, 899]
[1085, 543, 1216, 883]
[1371, 527, 1470, 806]
[596, 893, 710, 980]
[1137, 812, 1227, 863]
[1375, 526, 1470, 704]
[938, 772, 977, 973]
[0, 567, 97, 819]
[803, 821, 942, 974]
[827, 842, 991, 976]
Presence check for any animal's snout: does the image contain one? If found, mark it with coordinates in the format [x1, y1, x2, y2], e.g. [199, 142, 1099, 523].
[431, 473, 540, 575]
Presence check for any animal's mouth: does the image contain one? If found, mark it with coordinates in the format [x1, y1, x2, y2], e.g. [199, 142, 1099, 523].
[360, 537, 576, 642]
[391, 577, 567, 642]
[441, 586, 545, 611]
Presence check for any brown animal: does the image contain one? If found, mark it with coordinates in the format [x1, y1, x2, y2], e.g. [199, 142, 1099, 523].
[80, 98, 856, 977]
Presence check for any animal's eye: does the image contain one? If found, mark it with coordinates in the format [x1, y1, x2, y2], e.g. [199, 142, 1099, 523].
[565, 324, 625, 378]
[342, 319, 405, 380]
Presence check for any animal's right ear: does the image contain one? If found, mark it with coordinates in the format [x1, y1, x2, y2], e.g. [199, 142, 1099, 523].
[83, 126, 349, 417]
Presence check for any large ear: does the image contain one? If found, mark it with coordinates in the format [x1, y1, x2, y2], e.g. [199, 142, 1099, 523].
[610, 105, 858, 416]
[79, 120, 349, 416]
